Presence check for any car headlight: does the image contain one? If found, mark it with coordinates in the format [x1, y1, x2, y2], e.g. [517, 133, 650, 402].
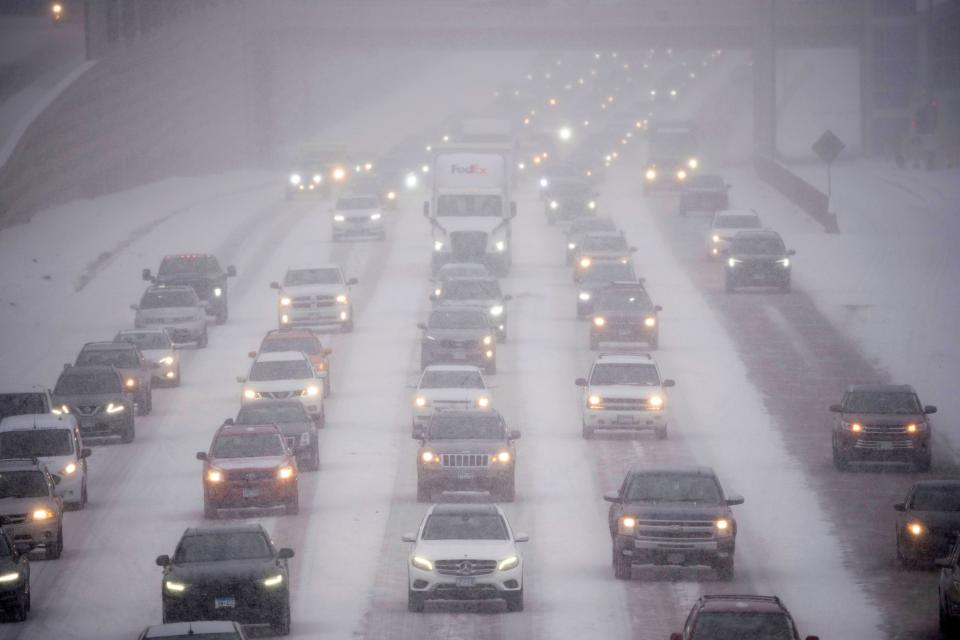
[213, 287, 222, 297]
[647, 395, 664, 409]
[56, 404, 70, 414]
[579, 257, 591, 269]
[386, 190, 397, 200]
[688, 158, 699, 169]
[712, 234, 721, 243]
[405, 173, 419, 189]
[676, 169, 687, 181]
[907, 522, 925, 537]
[125, 378, 137, 389]
[277, 466, 295, 480]
[63, 462, 77, 475]
[165, 580, 187, 593]
[158, 356, 174, 366]
[540, 178, 549, 188]
[421, 451, 438, 463]
[495, 240, 506, 252]
[645, 169, 656, 181]
[304, 385, 320, 397]
[588, 200, 597, 209]
[370, 212, 382, 221]
[588, 395, 602, 408]
[498, 555, 520, 571]
[568, 242, 576, 250]
[778, 258, 790, 267]
[243, 389, 258, 400]
[280, 296, 292, 306]
[579, 291, 591, 301]
[618, 515, 637, 534]
[477, 396, 490, 408]
[0, 572, 20, 584]
[336, 294, 348, 304]
[32, 509, 53, 521]
[727, 258, 741, 268]
[715, 518, 732, 536]
[332, 167, 346, 181]
[593, 316, 605, 327]
[412, 556, 434, 571]
[334, 214, 346, 222]
[263, 574, 284, 588]
[493, 450, 511, 463]
[434, 240, 444, 252]
[845, 421, 863, 433]
[415, 396, 428, 408]
[207, 469, 223, 483]
[906, 422, 923, 433]
[483, 335, 493, 346]
[289, 174, 302, 186]
[106, 402, 125, 414]
[490, 305, 504, 317]
[644, 317, 656, 328]
[550, 200, 559, 210]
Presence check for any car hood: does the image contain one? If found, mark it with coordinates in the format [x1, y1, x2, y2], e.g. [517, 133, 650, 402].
[338, 208, 380, 217]
[730, 253, 787, 261]
[413, 539, 517, 560]
[140, 348, 175, 362]
[589, 384, 661, 398]
[711, 229, 743, 241]
[424, 439, 508, 454]
[272, 420, 314, 437]
[169, 558, 281, 583]
[35, 454, 75, 475]
[137, 307, 202, 319]
[420, 389, 485, 402]
[0, 496, 56, 515]
[436, 217, 505, 234]
[51, 392, 126, 407]
[436, 298, 499, 309]
[838, 412, 925, 425]
[209, 455, 290, 471]
[245, 379, 318, 391]
[280, 284, 347, 297]
[423, 328, 490, 341]
[622, 501, 728, 520]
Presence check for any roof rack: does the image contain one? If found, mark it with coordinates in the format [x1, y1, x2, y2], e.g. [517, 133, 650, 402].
[597, 352, 653, 360]
[701, 594, 783, 605]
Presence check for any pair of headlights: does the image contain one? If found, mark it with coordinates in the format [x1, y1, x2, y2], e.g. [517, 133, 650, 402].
[411, 555, 519, 572]
[166, 574, 283, 593]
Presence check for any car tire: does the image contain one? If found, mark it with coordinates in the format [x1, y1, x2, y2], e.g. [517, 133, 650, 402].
[315, 405, 326, 429]
[11, 590, 27, 622]
[416, 482, 431, 503]
[505, 588, 524, 612]
[215, 307, 228, 325]
[582, 423, 594, 439]
[146, 388, 153, 414]
[497, 477, 516, 502]
[915, 448, 933, 472]
[173, 366, 182, 387]
[714, 557, 735, 580]
[832, 446, 849, 471]
[940, 597, 956, 634]
[408, 589, 425, 613]
[272, 597, 292, 635]
[120, 420, 135, 444]
[613, 545, 632, 580]
[323, 377, 331, 398]
[46, 525, 63, 560]
[306, 436, 320, 471]
[80, 478, 88, 509]
[285, 495, 300, 516]
[198, 330, 208, 348]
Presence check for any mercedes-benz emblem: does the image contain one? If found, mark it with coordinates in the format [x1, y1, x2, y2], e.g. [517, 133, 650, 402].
[457, 560, 474, 575]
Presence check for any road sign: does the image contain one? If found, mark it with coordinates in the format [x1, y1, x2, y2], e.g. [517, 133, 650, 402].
[812, 130, 845, 164]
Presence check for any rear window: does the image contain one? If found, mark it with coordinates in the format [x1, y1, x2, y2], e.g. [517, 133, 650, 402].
[0, 429, 73, 457]
[284, 268, 342, 286]
[261, 337, 319, 355]
[76, 348, 139, 368]
[691, 612, 794, 640]
[159, 256, 219, 276]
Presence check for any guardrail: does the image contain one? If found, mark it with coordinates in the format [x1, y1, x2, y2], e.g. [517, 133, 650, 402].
[753, 154, 839, 233]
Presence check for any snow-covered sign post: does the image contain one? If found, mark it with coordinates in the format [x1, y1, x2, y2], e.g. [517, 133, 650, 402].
[811, 129, 845, 203]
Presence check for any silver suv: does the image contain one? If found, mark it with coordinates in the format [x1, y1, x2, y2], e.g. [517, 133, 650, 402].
[0, 459, 64, 560]
[132, 285, 208, 347]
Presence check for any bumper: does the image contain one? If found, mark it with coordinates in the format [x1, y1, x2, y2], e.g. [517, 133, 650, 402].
[591, 325, 658, 345]
[413, 407, 487, 430]
[279, 307, 351, 328]
[899, 534, 953, 563]
[408, 565, 522, 598]
[4, 520, 61, 550]
[834, 432, 930, 460]
[583, 409, 667, 430]
[163, 589, 287, 625]
[0, 584, 25, 609]
[615, 534, 734, 566]
[418, 466, 513, 492]
[333, 219, 384, 236]
[205, 480, 297, 510]
[726, 267, 790, 287]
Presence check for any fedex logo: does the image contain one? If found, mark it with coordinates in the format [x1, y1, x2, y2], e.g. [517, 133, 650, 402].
[450, 164, 488, 175]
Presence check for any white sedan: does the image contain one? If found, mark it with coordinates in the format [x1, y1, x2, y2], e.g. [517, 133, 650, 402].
[411, 365, 491, 435]
[705, 209, 762, 258]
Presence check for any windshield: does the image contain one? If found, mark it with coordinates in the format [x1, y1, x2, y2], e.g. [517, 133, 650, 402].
[715, 215, 761, 230]
[429, 415, 504, 439]
[910, 485, 960, 511]
[428, 310, 489, 330]
[54, 372, 120, 395]
[337, 196, 379, 210]
[436, 194, 502, 217]
[0, 430, 73, 458]
[115, 332, 169, 350]
[595, 289, 653, 311]
[284, 268, 342, 286]
[442, 280, 501, 300]
[212, 433, 285, 458]
[691, 612, 794, 640]
[249, 360, 313, 381]
[419, 370, 484, 389]
[140, 290, 197, 309]
[730, 236, 785, 255]
[626, 474, 722, 504]
[76, 348, 139, 368]
[590, 363, 660, 386]
[0, 470, 49, 498]
[0, 393, 48, 420]
[237, 403, 309, 424]
[582, 235, 628, 252]
[158, 256, 218, 276]
[262, 337, 319, 355]
[581, 264, 636, 284]
[843, 391, 922, 414]
[422, 513, 509, 540]
[174, 532, 272, 563]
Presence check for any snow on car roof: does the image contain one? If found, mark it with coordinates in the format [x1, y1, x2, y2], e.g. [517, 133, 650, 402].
[423, 365, 484, 373]
[0, 413, 77, 431]
[594, 353, 655, 365]
[254, 350, 310, 363]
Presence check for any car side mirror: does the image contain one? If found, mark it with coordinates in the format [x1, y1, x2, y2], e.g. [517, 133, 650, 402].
[787, 249, 796, 256]
[323, 348, 333, 356]
[654, 305, 662, 312]
[894, 502, 906, 512]
[509, 429, 521, 440]
[575, 378, 587, 387]
[503, 294, 513, 301]
[141, 268, 152, 281]
[514, 532, 529, 543]
[80, 448, 92, 459]
[603, 491, 622, 503]
[269, 281, 281, 290]
[828, 404, 843, 413]
[196, 452, 207, 461]
[236, 376, 247, 383]
[804, 636, 820, 640]
[423, 203, 430, 217]
[662, 379, 676, 388]
[156, 554, 171, 567]
[277, 547, 295, 560]
[248, 351, 257, 358]
[925, 405, 938, 414]
[227, 265, 237, 277]
[935, 558, 953, 568]
[401, 533, 416, 543]
[725, 494, 745, 506]
[347, 278, 359, 286]
[417, 322, 427, 330]
[130, 304, 139, 311]
[224, 418, 235, 425]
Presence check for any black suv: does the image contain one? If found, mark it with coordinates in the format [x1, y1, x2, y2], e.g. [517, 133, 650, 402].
[157, 524, 294, 635]
[0, 528, 31, 622]
[590, 282, 661, 349]
[895, 480, 960, 566]
[419, 308, 497, 374]
[143, 254, 236, 324]
[576, 262, 638, 318]
[604, 465, 743, 580]
[830, 384, 935, 471]
[415, 411, 520, 503]
[671, 594, 819, 640]
[724, 230, 794, 293]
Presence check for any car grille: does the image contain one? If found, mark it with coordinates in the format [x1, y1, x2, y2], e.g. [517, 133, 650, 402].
[0, 514, 28, 526]
[224, 469, 276, 482]
[435, 559, 497, 576]
[597, 397, 648, 411]
[438, 339, 479, 349]
[854, 423, 920, 449]
[434, 400, 474, 411]
[260, 390, 298, 400]
[450, 231, 488, 259]
[291, 295, 335, 309]
[441, 453, 489, 468]
[75, 404, 100, 416]
[635, 519, 716, 541]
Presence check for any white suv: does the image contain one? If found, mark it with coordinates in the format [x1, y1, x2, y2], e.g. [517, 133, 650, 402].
[575, 353, 675, 439]
[331, 193, 385, 241]
[402, 503, 528, 612]
[411, 365, 491, 435]
[238, 351, 325, 424]
[705, 209, 761, 258]
[270, 265, 358, 332]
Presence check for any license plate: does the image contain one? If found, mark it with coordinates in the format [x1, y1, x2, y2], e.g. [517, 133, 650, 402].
[242, 488, 260, 498]
[458, 471, 475, 480]
[616, 415, 634, 424]
[879, 441, 894, 450]
[214, 596, 236, 609]
[451, 350, 467, 360]
[666, 553, 685, 565]
[456, 577, 475, 587]
[617, 330, 633, 338]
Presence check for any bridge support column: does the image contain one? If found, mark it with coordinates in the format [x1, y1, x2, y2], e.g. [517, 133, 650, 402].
[753, 0, 777, 157]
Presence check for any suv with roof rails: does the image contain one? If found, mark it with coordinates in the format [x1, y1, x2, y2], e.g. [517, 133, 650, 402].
[0, 388, 54, 422]
[51, 365, 135, 443]
[573, 232, 636, 280]
[724, 229, 794, 292]
[238, 351, 324, 424]
[270, 265, 358, 332]
[143, 254, 236, 325]
[0, 458, 64, 560]
[411, 365, 492, 436]
[576, 353, 674, 439]
[0, 414, 91, 510]
[73, 341, 153, 415]
[233, 400, 319, 471]
[331, 193, 385, 241]
[419, 308, 497, 374]
[671, 594, 818, 640]
[831, 384, 935, 471]
[132, 285, 209, 347]
[589, 282, 661, 349]
[256, 329, 332, 397]
[544, 177, 598, 224]
[576, 263, 639, 318]
[605, 465, 743, 580]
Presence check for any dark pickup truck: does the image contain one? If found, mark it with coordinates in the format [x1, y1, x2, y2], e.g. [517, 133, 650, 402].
[144, 254, 236, 325]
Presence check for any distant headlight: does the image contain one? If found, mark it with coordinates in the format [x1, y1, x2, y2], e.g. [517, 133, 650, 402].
[712, 234, 721, 243]
[386, 191, 397, 200]
[483, 336, 493, 346]
[332, 167, 346, 181]
[490, 305, 504, 317]
[405, 173, 419, 189]
[579, 257, 592, 269]
[550, 201, 559, 210]
[588, 201, 596, 209]
[688, 158, 699, 169]
[727, 258, 741, 268]
[540, 178, 549, 188]
[243, 389, 257, 400]
[280, 296, 292, 306]
[579, 292, 591, 301]
[213, 287, 222, 297]
[158, 356, 174, 366]
[263, 574, 284, 587]
[63, 462, 77, 475]
[676, 169, 687, 181]
[412, 556, 434, 571]
[125, 378, 137, 389]
[289, 174, 302, 186]
[477, 396, 490, 408]
[498, 555, 520, 571]
[645, 169, 656, 181]
[106, 402, 125, 414]
[778, 258, 790, 267]
[593, 316, 605, 327]
[334, 214, 346, 222]
[495, 240, 506, 252]
[312, 173, 322, 184]
[277, 466, 295, 480]
[304, 385, 320, 397]
[434, 240, 444, 252]
[568, 242, 576, 250]
[370, 212, 382, 221]
[644, 317, 656, 328]
[336, 294, 348, 304]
